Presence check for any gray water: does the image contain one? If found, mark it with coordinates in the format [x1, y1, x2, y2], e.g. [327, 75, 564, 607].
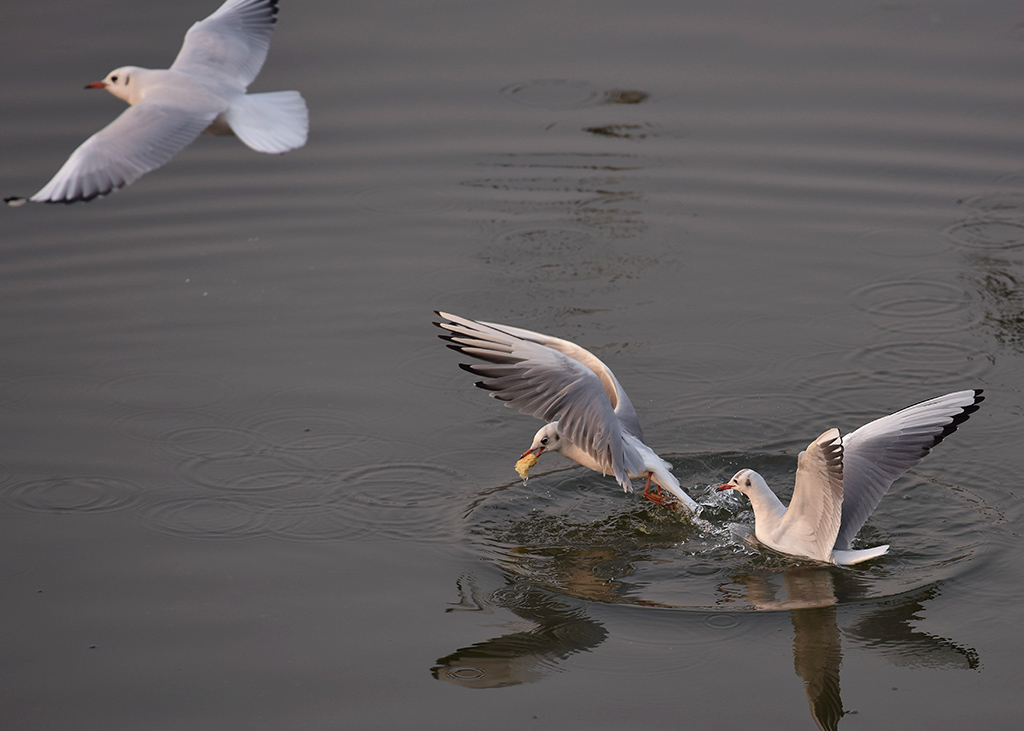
[2, 1, 1023, 729]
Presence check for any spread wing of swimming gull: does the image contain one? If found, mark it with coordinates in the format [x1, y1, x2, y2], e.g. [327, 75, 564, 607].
[836, 389, 984, 550]
[779, 428, 845, 563]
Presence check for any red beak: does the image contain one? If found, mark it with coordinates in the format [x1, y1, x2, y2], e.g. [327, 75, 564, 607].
[84, 81, 107, 89]
[521, 446, 544, 459]
[716, 484, 733, 492]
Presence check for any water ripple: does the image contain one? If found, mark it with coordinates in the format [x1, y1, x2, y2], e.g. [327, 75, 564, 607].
[846, 340, 993, 386]
[241, 408, 366, 452]
[114, 410, 260, 455]
[947, 219, 1024, 250]
[4, 475, 144, 514]
[790, 370, 917, 421]
[703, 613, 742, 630]
[263, 498, 371, 542]
[255, 461, 469, 543]
[137, 496, 269, 541]
[962, 191, 1024, 216]
[180, 451, 314, 493]
[850, 273, 976, 334]
[160, 423, 263, 455]
[592, 612, 760, 676]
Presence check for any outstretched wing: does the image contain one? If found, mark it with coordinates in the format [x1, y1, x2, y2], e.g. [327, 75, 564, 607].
[27, 103, 214, 203]
[435, 312, 643, 486]
[474, 317, 643, 438]
[835, 389, 984, 550]
[171, 0, 279, 88]
[779, 428, 845, 563]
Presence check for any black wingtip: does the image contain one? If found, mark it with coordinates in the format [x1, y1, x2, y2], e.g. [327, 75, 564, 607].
[931, 389, 985, 449]
[4, 196, 27, 207]
[40, 186, 114, 204]
[263, 0, 281, 23]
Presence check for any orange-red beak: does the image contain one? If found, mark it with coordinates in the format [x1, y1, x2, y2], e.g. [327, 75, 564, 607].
[521, 446, 544, 459]
[716, 484, 733, 492]
[84, 81, 107, 89]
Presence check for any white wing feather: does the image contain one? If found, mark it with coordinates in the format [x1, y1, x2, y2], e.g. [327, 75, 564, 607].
[776, 428, 844, 563]
[171, 0, 279, 88]
[436, 312, 646, 486]
[29, 103, 214, 203]
[475, 318, 643, 437]
[836, 390, 983, 550]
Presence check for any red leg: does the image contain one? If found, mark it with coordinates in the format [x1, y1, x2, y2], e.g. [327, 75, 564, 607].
[642, 473, 666, 505]
[642, 473, 680, 509]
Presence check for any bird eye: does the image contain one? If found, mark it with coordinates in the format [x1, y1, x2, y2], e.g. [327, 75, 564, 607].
[111, 75, 118, 83]
[541, 437, 549, 445]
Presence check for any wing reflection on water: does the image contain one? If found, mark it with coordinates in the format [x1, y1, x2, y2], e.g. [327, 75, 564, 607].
[430, 576, 608, 689]
[844, 586, 980, 672]
[724, 568, 979, 731]
[431, 521, 688, 688]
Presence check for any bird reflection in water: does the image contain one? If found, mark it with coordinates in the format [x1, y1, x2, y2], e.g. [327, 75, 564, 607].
[432, 486, 699, 687]
[432, 499, 978, 728]
[720, 567, 979, 731]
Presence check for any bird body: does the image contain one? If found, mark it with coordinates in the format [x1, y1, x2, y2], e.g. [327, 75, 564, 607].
[719, 390, 984, 565]
[436, 312, 699, 513]
[7, 0, 307, 205]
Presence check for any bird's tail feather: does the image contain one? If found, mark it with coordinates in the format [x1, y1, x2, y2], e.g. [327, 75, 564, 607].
[832, 545, 889, 565]
[224, 91, 308, 154]
[651, 464, 700, 513]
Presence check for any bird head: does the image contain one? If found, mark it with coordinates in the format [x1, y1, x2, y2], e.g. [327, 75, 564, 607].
[86, 66, 142, 104]
[717, 468, 768, 497]
[523, 421, 561, 459]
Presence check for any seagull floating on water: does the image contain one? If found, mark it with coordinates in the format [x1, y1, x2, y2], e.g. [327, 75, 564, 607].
[435, 312, 699, 513]
[718, 390, 984, 565]
[6, 0, 307, 205]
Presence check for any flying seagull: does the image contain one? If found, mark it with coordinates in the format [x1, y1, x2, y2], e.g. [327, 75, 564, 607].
[6, 0, 307, 205]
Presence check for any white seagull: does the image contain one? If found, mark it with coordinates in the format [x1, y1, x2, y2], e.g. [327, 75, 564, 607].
[435, 312, 699, 513]
[6, 0, 307, 205]
[718, 390, 984, 565]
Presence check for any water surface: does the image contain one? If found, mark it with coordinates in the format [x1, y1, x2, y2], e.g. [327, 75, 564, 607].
[2, 1, 1023, 729]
